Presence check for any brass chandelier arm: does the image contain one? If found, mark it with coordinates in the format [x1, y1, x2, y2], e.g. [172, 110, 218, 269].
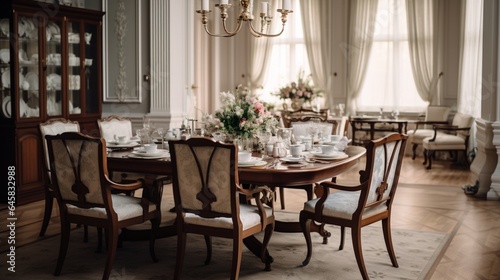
[202, 19, 243, 38]
[248, 21, 285, 38]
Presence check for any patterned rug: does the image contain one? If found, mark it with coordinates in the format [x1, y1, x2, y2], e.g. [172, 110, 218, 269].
[2, 212, 448, 280]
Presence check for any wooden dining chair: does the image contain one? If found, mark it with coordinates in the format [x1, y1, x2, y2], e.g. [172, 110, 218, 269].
[38, 118, 81, 238]
[97, 115, 134, 142]
[45, 132, 161, 280]
[168, 137, 275, 280]
[300, 133, 408, 280]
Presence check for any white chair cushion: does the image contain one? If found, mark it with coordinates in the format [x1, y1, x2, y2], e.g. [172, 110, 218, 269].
[184, 204, 273, 230]
[67, 194, 155, 221]
[303, 191, 387, 220]
[422, 135, 466, 150]
[125, 199, 176, 230]
[408, 129, 445, 144]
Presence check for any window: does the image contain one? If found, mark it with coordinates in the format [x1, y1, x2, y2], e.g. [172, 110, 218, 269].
[259, 0, 311, 106]
[356, 0, 427, 112]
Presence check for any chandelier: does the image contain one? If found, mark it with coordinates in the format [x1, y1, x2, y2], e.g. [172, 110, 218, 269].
[197, 0, 293, 37]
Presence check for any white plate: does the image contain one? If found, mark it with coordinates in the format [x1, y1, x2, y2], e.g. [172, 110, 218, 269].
[238, 160, 267, 167]
[2, 96, 11, 118]
[0, 19, 9, 37]
[286, 163, 307, 168]
[238, 157, 266, 167]
[132, 149, 169, 157]
[310, 151, 349, 160]
[1, 71, 9, 88]
[25, 71, 38, 90]
[0, 49, 9, 63]
[47, 73, 61, 90]
[107, 141, 140, 148]
[280, 156, 304, 163]
[127, 153, 168, 160]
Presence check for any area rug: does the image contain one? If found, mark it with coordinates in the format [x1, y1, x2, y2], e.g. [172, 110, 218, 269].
[2, 212, 448, 280]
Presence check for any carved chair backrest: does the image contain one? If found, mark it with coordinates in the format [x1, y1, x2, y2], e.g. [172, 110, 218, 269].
[97, 115, 133, 142]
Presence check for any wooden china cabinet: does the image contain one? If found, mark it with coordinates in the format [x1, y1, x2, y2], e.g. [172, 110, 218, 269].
[0, 0, 104, 205]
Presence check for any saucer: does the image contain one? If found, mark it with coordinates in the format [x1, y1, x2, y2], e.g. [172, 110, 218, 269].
[310, 151, 349, 160]
[132, 149, 169, 157]
[280, 156, 303, 163]
[238, 157, 266, 167]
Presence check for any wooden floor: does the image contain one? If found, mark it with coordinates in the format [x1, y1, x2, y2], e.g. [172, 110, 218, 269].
[280, 155, 500, 280]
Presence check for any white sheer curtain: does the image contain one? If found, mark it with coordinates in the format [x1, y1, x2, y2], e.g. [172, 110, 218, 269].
[346, 0, 379, 115]
[406, 0, 443, 105]
[458, 0, 483, 118]
[300, 0, 332, 108]
[248, 0, 281, 92]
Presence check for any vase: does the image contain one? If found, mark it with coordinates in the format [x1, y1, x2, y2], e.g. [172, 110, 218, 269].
[291, 99, 302, 111]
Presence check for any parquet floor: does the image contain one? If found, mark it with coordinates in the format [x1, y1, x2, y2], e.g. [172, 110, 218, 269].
[280, 155, 500, 280]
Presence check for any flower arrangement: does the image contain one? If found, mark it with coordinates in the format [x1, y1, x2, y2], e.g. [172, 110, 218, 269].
[277, 72, 320, 102]
[203, 85, 278, 139]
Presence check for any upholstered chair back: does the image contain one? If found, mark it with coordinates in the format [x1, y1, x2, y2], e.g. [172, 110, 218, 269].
[361, 133, 406, 212]
[97, 115, 133, 142]
[426, 106, 451, 122]
[451, 113, 474, 140]
[290, 117, 337, 141]
[39, 118, 80, 182]
[170, 138, 236, 215]
[46, 132, 106, 206]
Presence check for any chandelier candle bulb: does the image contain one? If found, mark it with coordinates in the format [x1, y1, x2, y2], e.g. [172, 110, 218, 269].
[261, 2, 268, 15]
[283, 0, 291, 10]
[221, 0, 228, 5]
[201, 0, 209, 11]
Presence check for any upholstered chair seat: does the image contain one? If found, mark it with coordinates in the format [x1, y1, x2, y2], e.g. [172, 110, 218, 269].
[408, 106, 451, 159]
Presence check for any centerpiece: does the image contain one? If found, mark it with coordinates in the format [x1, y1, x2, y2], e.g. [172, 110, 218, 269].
[277, 72, 321, 110]
[203, 85, 279, 149]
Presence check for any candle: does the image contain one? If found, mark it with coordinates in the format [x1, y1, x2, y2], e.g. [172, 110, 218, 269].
[267, 2, 272, 15]
[261, 2, 268, 15]
[221, 0, 228, 4]
[201, 0, 209, 11]
[282, 0, 291, 11]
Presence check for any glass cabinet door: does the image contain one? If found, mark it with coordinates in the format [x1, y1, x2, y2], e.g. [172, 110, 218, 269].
[0, 17, 10, 119]
[45, 19, 63, 117]
[67, 19, 81, 115]
[19, 16, 41, 119]
[83, 22, 99, 115]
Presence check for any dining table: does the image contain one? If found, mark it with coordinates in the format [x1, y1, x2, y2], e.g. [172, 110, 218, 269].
[106, 142, 366, 264]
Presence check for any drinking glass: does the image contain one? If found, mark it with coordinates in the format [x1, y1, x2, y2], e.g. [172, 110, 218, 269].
[257, 130, 272, 158]
[338, 103, 345, 116]
[136, 128, 147, 146]
[156, 127, 167, 149]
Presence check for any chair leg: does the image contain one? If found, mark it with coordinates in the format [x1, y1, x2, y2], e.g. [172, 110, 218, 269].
[299, 212, 313, 266]
[230, 238, 243, 280]
[95, 227, 103, 253]
[204, 235, 212, 265]
[412, 143, 418, 160]
[261, 223, 274, 271]
[103, 226, 119, 280]
[174, 233, 187, 280]
[83, 225, 89, 243]
[39, 189, 53, 237]
[279, 187, 285, 210]
[54, 221, 70, 276]
[351, 226, 369, 280]
[382, 218, 399, 267]
[149, 217, 160, 263]
[426, 150, 434, 170]
[339, 226, 345, 250]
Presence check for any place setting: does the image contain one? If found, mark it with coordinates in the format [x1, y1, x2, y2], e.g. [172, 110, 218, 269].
[237, 150, 267, 167]
[128, 143, 169, 160]
[106, 135, 140, 149]
[309, 144, 349, 161]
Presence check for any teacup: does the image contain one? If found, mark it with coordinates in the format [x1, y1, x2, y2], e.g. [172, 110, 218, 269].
[143, 144, 158, 154]
[238, 151, 251, 162]
[289, 144, 302, 158]
[117, 135, 128, 144]
[320, 145, 335, 155]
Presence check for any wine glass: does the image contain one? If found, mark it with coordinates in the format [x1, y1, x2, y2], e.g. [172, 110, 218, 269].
[136, 128, 147, 146]
[156, 127, 167, 149]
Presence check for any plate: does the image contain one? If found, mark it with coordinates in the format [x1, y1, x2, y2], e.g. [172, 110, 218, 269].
[2, 96, 11, 118]
[280, 156, 304, 163]
[0, 49, 9, 63]
[238, 157, 266, 167]
[310, 151, 349, 160]
[47, 73, 61, 90]
[0, 19, 9, 37]
[106, 141, 140, 148]
[127, 153, 168, 160]
[132, 148, 169, 157]
[25, 71, 38, 90]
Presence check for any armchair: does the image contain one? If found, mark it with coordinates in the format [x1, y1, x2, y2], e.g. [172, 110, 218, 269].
[300, 133, 408, 280]
[45, 132, 161, 280]
[408, 106, 451, 159]
[38, 118, 81, 238]
[422, 113, 474, 169]
[168, 137, 275, 280]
